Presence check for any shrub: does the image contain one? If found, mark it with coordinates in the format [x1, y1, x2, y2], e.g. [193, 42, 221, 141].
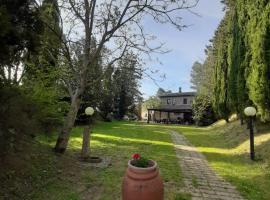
[192, 94, 217, 126]
[0, 85, 66, 155]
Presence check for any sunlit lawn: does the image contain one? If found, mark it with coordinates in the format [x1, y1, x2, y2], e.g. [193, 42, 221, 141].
[33, 121, 183, 200]
[25, 120, 270, 200]
[165, 121, 270, 200]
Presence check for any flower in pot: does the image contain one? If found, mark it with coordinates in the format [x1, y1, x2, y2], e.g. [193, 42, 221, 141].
[122, 153, 164, 200]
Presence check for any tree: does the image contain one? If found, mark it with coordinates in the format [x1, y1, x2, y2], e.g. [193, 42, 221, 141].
[0, 0, 47, 154]
[98, 64, 114, 121]
[212, 14, 231, 122]
[198, 0, 270, 123]
[113, 52, 142, 119]
[192, 94, 216, 126]
[243, 0, 270, 121]
[142, 96, 161, 110]
[22, 0, 65, 133]
[190, 50, 216, 126]
[156, 88, 166, 96]
[0, 0, 42, 85]
[190, 61, 203, 91]
[53, 0, 199, 153]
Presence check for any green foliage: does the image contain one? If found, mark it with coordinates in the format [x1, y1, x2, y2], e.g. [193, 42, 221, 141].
[25, 83, 68, 133]
[190, 61, 204, 91]
[174, 120, 270, 200]
[112, 52, 142, 119]
[0, 0, 66, 155]
[131, 157, 150, 168]
[192, 94, 216, 126]
[0, 85, 66, 154]
[0, 86, 37, 154]
[142, 96, 161, 110]
[22, 0, 64, 133]
[201, 0, 270, 122]
[244, 1, 270, 121]
[24, 121, 181, 199]
[98, 65, 114, 121]
[212, 15, 231, 121]
[0, 0, 42, 67]
[190, 50, 216, 126]
[24, 0, 61, 87]
[174, 192, 192, 200]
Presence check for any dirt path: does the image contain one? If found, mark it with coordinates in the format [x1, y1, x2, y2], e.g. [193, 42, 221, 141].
[171, 131, 245, 200]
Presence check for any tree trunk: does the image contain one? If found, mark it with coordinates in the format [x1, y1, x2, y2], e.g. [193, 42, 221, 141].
[54, 93, 81, 153]
[54, 1, 91, 154]
[81, 124, 91, 159]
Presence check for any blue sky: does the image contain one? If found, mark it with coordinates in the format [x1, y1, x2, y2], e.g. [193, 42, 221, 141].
[140, 0, 225, 99]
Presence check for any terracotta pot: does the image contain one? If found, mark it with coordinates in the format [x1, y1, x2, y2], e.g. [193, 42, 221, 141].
[122, 160, 164, 200]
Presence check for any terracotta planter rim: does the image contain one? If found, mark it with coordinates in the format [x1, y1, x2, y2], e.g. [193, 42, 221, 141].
[128, 159, 157, 171]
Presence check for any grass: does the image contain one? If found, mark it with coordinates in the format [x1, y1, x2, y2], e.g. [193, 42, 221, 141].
[2, 119, 270, 200]
[167, 120, 270, 200]
[174, 192, 192, 200]
[1, 121, 184, 200]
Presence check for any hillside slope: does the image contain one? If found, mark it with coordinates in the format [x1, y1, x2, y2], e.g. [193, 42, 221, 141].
[175, 119, 270, 200]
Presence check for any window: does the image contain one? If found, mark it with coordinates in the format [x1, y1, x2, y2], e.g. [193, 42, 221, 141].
[183, 98, 187, 104]
[172, 98, 176, 105]
[167, 98, 171, 104]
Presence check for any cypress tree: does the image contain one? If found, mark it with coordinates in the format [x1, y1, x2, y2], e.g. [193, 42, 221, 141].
[212, 15, 231, 121]
[202, 0, 270, 122]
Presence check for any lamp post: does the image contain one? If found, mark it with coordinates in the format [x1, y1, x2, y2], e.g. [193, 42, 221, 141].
[81, 107, 94, 160]
[244, 106, 257, 161]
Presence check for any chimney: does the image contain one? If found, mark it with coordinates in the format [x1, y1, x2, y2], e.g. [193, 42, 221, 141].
[179, 87, 182, 93]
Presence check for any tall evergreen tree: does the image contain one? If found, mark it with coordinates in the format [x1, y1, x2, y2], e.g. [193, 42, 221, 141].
[212, 15, 230, 121]
[244, 0, 270, 121]
[0, 0, 42, 84]
[98, 64, 114, 121]
[113, 53, 142, 119]
[22, 0, 64, 132]
[199, 0, 270, 122]
[190, 61, 204, 91]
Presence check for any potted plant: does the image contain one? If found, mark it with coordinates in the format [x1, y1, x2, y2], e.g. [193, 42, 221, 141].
[122, 153, 164, 200]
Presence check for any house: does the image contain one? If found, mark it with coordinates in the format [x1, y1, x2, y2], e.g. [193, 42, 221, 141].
[143, 88, 196, 124]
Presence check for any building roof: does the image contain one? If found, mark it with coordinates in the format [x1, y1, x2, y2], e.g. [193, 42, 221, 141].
[158, 92, 196, 98]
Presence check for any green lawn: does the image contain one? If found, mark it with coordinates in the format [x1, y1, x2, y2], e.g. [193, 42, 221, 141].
[166, 120, 270, 200]
[3, 120, 270, 200]
[31, 121, 184, 200]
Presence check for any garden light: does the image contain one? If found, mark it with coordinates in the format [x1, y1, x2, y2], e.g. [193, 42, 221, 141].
[85, 107, 95, 116]
[244, 106, 257, 117]
[244, 106, 256, 161]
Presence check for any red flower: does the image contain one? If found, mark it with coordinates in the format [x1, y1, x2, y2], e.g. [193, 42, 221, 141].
[132, 153, 140, 159]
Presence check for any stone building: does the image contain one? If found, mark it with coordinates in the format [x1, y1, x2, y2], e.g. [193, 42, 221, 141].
[142, 89, 196, 124]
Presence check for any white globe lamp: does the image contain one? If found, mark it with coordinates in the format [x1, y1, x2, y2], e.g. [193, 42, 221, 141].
[85, 107, 95, 116]
[244, 106, 257, 117]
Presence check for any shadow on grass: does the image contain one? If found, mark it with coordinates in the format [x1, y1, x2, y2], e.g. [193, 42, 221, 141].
[0, 138, 82, 200]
